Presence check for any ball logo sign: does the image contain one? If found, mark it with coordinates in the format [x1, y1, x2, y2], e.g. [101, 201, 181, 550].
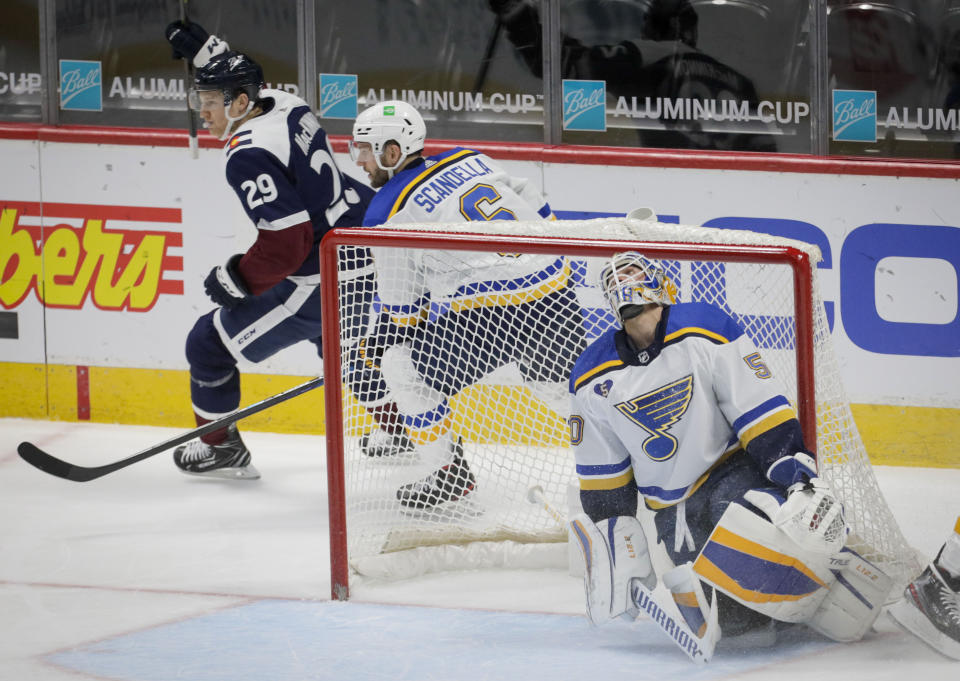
[562, 80, 606, 132]
[59, 60, 102, 111]
[318, 74, 358, 119]
[832, 90, 877, 142]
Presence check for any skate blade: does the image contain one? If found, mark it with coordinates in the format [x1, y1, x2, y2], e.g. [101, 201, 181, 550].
[179, 464, 261, 481]
[888, 599, 960, 660]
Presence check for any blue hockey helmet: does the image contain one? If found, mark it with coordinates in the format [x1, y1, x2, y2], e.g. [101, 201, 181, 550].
[600, 251, 677, 324]
[191, 50, 264, 108]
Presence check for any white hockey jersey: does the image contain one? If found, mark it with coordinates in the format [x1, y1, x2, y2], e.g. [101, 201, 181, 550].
[363, 147, 565, 324]
[569, 302, 800, 509]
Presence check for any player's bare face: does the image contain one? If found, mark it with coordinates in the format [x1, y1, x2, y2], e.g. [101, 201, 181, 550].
[195, 91, 229, 138]
[353, 143, 391, 188]
[194, 91, 250, 139]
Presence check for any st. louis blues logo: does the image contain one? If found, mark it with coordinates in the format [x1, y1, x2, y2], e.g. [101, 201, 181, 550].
[614, 375, 694, 461]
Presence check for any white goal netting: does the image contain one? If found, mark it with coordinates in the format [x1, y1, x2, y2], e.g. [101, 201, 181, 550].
[325, 217, 921, 591]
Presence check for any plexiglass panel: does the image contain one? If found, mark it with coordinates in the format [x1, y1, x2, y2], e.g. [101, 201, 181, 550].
[827, 0, 959, 159]
[0, 0, 42, 122]
[314, 0, 546, 140]
[53, 0, 297, 128]
[551, 0, 813, 153]
[2, 1, 960, 161]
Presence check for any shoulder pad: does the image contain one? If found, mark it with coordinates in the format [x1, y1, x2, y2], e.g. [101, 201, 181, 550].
[570, 328, 623, 394]
[663, 302, 744, 346]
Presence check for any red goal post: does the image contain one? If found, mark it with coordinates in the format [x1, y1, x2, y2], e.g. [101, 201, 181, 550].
[319, 218, 916, 600]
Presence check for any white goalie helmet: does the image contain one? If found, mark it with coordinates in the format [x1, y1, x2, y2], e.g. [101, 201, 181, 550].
[600, 251, 678, 324]
[350, 100, 426, 172]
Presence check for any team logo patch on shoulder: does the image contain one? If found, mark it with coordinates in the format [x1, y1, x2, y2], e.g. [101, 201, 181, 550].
[594, 379, 613, 397]
[615, 374, 694, 461]
[226, 130, 253, 156]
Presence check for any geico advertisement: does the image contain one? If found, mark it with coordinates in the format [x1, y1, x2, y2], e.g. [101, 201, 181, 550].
[0, 139, 957, 407]
[544, 161, 959, 407]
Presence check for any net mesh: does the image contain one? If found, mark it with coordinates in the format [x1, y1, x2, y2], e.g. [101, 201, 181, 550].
[330, 217, 921, 587]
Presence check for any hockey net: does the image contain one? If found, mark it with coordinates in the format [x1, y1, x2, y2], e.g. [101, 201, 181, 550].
[320, 217, 921, 598]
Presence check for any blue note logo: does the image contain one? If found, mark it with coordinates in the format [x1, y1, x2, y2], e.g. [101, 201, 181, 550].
[319, 74, 358, 119]
[832, 90, 876, 142]
[59, 60, 102, 111]
[562, 79, 606, 132]
[614, 374, 694, 462]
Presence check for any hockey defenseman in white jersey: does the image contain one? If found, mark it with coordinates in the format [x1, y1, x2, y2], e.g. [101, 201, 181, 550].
[346, 100, 585, 509]
[567, 251, 912, 661]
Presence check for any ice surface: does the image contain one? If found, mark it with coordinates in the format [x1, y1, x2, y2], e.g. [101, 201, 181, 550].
[1, 418, 957, 680]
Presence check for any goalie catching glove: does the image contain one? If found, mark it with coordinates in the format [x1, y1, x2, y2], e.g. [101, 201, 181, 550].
[746, 452, 847, 555]
[165, 20, 230, 68]
[204, 254, 250, 309]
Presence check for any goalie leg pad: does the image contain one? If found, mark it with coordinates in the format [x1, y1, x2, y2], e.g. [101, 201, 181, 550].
[570, 514, 654, 625]
[692, 502, 835, 624]
[806, 548, 894, 642]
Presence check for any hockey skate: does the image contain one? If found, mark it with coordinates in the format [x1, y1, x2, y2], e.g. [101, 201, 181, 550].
[173, 423, 260, 480]
[396, 436, 475, 509]
[888, 562, 960, 660]
[360, 427, 415, 458]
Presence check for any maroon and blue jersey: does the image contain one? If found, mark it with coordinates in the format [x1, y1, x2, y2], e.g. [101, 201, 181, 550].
[223, 89, 373, 294]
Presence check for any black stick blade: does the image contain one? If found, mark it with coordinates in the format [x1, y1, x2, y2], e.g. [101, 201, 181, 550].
[18, 442, 100, 482]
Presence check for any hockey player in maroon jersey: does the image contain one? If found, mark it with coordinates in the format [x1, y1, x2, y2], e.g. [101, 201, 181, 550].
[164, 21, 372, 479]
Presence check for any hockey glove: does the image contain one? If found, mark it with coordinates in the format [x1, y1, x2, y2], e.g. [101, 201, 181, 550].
[745, 453, 847, 555]
[356, 310, 420, 369]
[766, 451, 818, 488]
[204, 254, 250, 309]
[165, 20, 230, 68]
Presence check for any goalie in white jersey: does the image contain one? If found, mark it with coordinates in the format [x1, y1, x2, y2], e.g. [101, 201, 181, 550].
[346, 100, 585, 509]
[567, 251, 921, 658]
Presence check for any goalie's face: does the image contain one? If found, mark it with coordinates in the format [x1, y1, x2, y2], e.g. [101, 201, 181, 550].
[600, 252, 676, 326]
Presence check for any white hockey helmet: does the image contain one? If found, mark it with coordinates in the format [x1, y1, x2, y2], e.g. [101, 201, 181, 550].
[600, 251, 677, 324]
[350, 100, 426, 172]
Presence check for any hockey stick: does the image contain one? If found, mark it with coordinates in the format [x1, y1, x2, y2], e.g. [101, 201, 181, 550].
[472, 16, 503, 93]
[628, 566, 719, 664]
[18, 376, 323, 482]
[180, 0, 199, 158]
[529, 486, 720, 664]
[527, 484, 566, 525]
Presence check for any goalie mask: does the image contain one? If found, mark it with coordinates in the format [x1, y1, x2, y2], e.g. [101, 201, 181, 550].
[600, 252, 677, 325]
[350, 100, 426, 173]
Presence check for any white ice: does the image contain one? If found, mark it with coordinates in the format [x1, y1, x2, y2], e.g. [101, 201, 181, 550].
[1, 418, 958, 680]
